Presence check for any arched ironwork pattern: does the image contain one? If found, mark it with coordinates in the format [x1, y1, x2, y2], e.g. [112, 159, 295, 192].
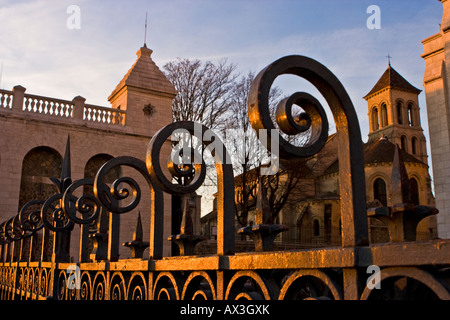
[181, 271, 216, 300]
[110, 272, 127, 300]
[360, 267, 450, 300]
[92, 272, 106, 301]
[153, 272, 181, 300]
[128, 272, 147, 300]
[225, 271, 277, 300]
[279, 269, 342, 300]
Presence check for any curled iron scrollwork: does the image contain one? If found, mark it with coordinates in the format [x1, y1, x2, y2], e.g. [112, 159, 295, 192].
[40, 193, 74, 232]
[94, 156, 148, 214]
[146, 121, 208, 195]
[18, 200, 45, 237]
[248, 56, 329, 159]
[0, 200, 46, 242]
[62, 178, 101, 224]
[4, 215, 24, 242]
[146, 121, 235, 255]
[247, 55, 368, 246]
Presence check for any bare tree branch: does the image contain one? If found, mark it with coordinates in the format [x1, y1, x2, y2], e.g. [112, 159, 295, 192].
[163, 58, 238, 131]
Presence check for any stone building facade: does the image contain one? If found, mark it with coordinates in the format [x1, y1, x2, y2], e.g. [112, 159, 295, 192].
[421, 0, 450, 239]
[0, 45, 176, 259]
[284, 64, 437, 245]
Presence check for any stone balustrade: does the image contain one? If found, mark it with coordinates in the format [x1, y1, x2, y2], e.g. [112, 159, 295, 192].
[0, 86, 126, 127]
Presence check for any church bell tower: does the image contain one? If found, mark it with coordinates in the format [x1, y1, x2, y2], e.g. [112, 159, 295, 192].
[363, 63, 428, 164]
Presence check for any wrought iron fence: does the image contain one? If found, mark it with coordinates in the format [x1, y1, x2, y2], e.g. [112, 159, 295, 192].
[1, 55, 450, 301]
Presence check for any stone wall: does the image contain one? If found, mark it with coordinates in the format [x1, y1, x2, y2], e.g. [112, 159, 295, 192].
[421, 0, 450, 239]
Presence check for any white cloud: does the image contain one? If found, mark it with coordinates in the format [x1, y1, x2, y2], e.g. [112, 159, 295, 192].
[0, 0, 438, 138]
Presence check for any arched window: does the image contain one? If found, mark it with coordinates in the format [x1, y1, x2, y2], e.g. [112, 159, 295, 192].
[372, 107, 379, 130]
[18, 147, 62, 209]
[397, 102, 403, 124]
[380, 103, 388, 127]
[401, 136, 407, 151]
[373, 178, 387, 207]
[411, 137, 418, 155]
[408, 103, 414, 126]
[313, 219, 320, 237]
[409, 178, 419, 205]
[84, 154, 119, 180]
[298, 206, 313, 244]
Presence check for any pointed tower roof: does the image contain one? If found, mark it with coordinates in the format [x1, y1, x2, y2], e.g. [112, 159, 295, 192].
[363, 64, 421, 99]
[108, 45, 177, 101]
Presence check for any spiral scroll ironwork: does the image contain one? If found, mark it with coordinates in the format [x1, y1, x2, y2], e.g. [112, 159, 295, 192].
[146, 121, 208, 195]
[40, 194, 74, 232]
[62, 178, 101, 224]
[94, 156, 149, 215]
[248, 55, 368, 246]
[4, 216, 24, 242]
[18, 200, 45, 238]
[248, 58, 329, 159]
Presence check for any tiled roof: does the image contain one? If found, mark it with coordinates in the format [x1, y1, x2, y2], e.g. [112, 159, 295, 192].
[363, 137, 423, 165]
[323, 137, 425, 175]
[364, 65, 421, 99]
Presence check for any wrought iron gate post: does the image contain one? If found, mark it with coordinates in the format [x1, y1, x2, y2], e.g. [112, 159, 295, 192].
[146, 121, 235, 256]
[247, 55, 369, 248]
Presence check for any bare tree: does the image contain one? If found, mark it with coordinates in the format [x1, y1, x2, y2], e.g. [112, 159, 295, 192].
[224, 71, 303, 227]
[163, 61, 317, 226]
[227, 72, 322, 228]
[163, 58, 238, 131]
[163, 58, 240, 219]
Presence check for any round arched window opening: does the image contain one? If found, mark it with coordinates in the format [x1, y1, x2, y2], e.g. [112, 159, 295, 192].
[373, 178, 387, 207]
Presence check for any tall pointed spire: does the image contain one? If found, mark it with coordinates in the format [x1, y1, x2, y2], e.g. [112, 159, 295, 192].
[49, 135, 72, 193]
[61, 135, 71, 182]
[144, 12, 148, 48]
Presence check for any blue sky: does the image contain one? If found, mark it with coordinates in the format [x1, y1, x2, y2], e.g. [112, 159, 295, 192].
[0, 0, 444, 155]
